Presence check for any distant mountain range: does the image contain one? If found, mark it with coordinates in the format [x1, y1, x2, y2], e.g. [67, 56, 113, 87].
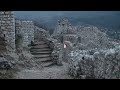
[15, 11, 120, 28]
[15, 11, 120, 39]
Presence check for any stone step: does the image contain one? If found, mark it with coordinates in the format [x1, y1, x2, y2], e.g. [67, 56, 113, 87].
[30, 48, 51, 51]
[33, 54, 51, 58]
[31, 45, 49, 49]
[31, 51, 52, 55]
[32, 44, 48, 46]
[33, 41, 46, 45]
[35, 57, 52, 62]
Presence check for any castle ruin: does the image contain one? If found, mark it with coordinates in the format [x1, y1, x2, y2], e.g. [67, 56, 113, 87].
[53, 18, 79, 45]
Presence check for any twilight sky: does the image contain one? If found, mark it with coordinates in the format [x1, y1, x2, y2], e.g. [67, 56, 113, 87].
[14, 11, 120, 30]
[14, 11, 119, 19]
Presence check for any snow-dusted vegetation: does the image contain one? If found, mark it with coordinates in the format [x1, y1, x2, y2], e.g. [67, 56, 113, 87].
[68, 45, 120, 79]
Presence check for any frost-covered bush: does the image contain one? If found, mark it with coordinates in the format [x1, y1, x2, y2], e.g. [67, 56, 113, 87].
[68, 45, 120, 79]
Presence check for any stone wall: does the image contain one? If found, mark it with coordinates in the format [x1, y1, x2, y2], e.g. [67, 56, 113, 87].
[0, 11, 15, 52]
[15, 20, 34, 47]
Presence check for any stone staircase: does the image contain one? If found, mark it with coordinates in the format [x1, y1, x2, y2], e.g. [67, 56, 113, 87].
[30, 40, 55, 67]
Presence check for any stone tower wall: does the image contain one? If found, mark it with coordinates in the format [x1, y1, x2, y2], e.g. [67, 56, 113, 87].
[0, 11, 15, 52]
[53, 18, 78, 44]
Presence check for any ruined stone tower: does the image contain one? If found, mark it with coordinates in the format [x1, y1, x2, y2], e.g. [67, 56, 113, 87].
[54, 18, 70, 35]
[0, 11, 15, 52]
[53, 18, 78, 45]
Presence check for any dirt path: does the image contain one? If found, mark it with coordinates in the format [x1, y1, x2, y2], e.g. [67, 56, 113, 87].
[14, 62, 73, 79]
